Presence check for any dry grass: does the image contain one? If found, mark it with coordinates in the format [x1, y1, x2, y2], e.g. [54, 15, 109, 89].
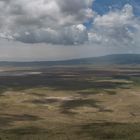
[0, 65, 139, 139]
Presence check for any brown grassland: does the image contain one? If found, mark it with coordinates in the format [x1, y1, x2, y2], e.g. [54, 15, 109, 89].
[0, 65, 139, 140]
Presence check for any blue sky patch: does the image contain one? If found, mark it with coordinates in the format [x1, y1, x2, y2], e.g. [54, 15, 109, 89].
[92, 0, 140, 16]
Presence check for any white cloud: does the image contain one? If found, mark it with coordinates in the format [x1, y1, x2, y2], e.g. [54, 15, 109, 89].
[0, 0, 94, 45]
[89, 4, 140, 49]
[0, 0, 139, 52]
[13, 24, 88, 45]
[94, 4, 134, 28]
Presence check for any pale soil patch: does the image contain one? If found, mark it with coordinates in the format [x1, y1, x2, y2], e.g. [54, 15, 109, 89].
[96, 79, 133, 84]
[0, 87, 140, 126]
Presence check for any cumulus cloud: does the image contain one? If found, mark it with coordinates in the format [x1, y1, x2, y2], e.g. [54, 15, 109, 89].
[0, 0, 94, 45]
[0, 0, 139, 48]
[94, 4, 134, 27]
[15, 24, 88, 45]
[89, 4, 140, 48]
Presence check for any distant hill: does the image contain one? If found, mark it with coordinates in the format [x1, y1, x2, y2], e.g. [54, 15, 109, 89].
[0, 54, 140, 66]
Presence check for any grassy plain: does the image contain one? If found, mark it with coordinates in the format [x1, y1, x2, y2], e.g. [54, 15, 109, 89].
[0, 65, 140, 140]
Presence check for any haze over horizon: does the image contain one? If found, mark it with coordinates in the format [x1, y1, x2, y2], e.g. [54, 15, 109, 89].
[0, 0, 139, 61]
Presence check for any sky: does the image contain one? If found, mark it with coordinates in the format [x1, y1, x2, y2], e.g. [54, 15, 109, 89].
[0, 0, 139, 61]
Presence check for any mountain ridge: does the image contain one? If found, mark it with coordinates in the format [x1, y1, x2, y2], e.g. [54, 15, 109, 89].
[0, 54, 140, 66]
